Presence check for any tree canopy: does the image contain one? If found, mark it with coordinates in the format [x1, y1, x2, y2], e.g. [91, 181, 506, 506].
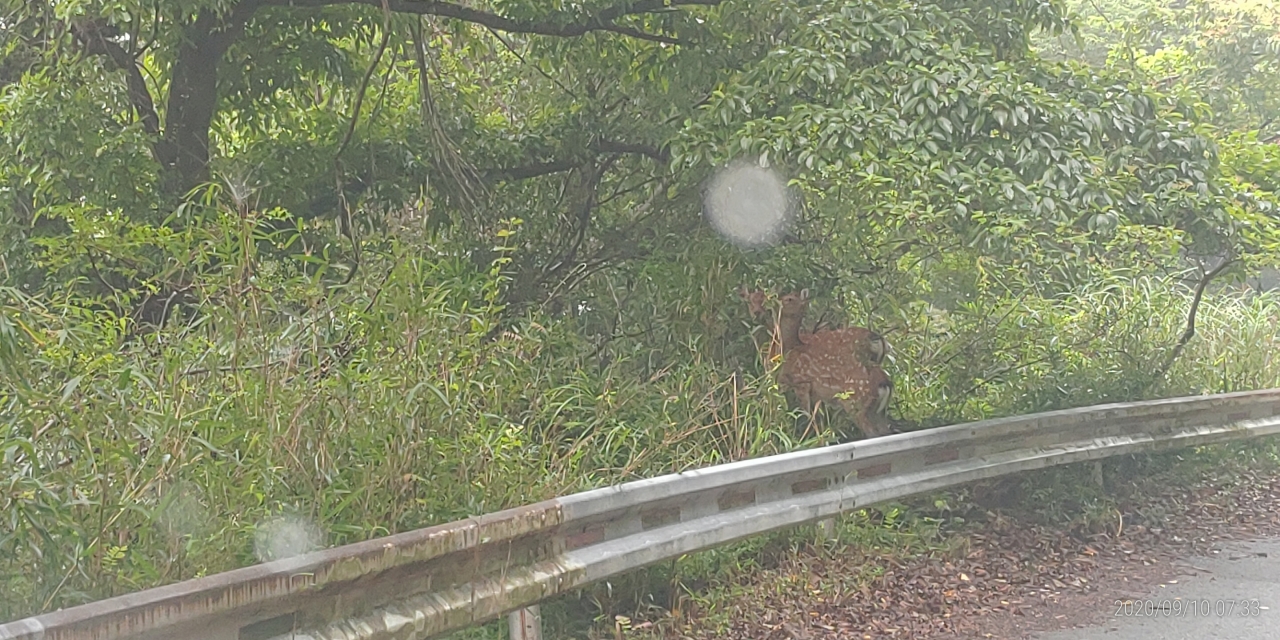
[2, 0, 1277, 315]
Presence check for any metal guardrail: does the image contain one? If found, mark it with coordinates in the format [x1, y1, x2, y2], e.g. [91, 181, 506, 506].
[4, 389, 1280, 640]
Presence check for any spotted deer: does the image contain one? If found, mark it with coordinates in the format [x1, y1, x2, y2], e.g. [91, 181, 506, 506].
[739, 287, 893, 439]
[738, 287, 888, 368]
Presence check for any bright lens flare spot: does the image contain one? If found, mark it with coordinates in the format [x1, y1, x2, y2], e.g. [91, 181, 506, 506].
[703, 162, 794, 249]
[254, 513, 323, 563]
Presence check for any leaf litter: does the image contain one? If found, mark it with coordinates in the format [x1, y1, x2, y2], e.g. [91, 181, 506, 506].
[642, 462, 1280, 640]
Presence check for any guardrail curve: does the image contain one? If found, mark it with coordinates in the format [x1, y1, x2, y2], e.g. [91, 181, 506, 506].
[4, 389, 1280, 640]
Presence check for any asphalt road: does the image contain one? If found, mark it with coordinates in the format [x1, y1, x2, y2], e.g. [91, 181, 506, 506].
[1035, 537, 1279, 640]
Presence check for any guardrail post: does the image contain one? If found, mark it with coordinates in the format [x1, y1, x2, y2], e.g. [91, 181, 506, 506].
[508, 605, 543, 640]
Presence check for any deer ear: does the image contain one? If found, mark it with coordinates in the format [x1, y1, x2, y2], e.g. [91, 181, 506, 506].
[799, 288, 809, 301]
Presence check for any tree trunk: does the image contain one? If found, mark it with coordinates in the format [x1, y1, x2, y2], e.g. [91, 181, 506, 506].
[157, 5, 258, 197]
[159, 37, 217, 194]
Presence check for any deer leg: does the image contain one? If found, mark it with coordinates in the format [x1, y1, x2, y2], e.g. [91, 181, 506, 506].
[838, 397, 871, 441]
[845, 388, 892, 440]
[795, 385, 813, 416]
[873, 379, 892, 416]
[869, 379, 894, 436]
[794, 385, 816, 437]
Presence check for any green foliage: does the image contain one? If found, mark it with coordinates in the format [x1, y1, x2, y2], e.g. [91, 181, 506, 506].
[2, 0, 1280, 633]
[1041, 0, 1280, 133]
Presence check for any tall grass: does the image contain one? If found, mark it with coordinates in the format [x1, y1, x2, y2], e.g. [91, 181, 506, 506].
[888, 275, 1280, 426]
[0, 236, 802, 617]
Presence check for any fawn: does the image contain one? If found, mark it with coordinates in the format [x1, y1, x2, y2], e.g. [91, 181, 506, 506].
[738, 287, 888, 368]
[739, 287, 894, 439]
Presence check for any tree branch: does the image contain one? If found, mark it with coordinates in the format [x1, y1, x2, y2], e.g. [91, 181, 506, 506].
[207, 1, 267, 53]
[263, 0, 719, 42]
[595, 139, 670, 162]
[335, 1, 392, 162]
[71, 20, 161, 136]
[480, 139, 668, 183]
[481, 159, 579, 183]
[1149, 258, 1235, 387]
[596, 23, 686, 46]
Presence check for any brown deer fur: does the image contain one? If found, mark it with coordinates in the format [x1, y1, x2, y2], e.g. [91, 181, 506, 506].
[738, 287, 888, 368]
[739, 287, 893, 439]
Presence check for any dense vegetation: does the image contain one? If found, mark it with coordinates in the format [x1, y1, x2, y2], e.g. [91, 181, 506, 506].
[1, 0, 1279, 630]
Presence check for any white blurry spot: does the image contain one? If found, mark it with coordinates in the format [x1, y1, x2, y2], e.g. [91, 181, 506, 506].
[254, 513, 323, 562]
[155, 481, 209, 541]
[703, 162, 794, 249]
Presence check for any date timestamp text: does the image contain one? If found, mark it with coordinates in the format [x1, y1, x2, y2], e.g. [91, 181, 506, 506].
[1115, 598, 1264, 618]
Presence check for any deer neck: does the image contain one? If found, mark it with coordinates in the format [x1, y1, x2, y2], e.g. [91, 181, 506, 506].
[777, 309, 805, 354]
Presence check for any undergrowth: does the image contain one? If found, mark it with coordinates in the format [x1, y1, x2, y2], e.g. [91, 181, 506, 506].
[3, 211, 1280, 626]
